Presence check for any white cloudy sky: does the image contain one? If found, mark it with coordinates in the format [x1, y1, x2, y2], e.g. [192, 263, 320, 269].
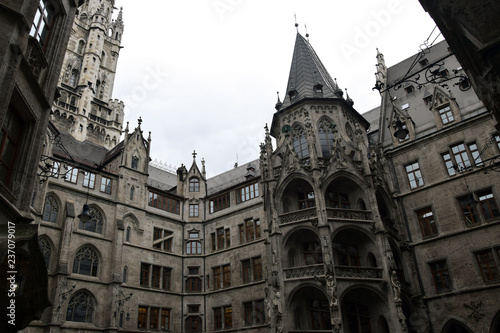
[111, 0, 442, 178]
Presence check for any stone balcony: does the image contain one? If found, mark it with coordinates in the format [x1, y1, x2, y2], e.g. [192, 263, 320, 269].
[279, 207, 372, 224]
[326, 208, 372, 221]
[279, 207, 317, 224]
[335, 265, 383, 280]
[283, 264, 325, 280]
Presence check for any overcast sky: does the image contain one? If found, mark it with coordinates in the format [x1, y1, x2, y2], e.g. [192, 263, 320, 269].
[112, 0, 442, 178]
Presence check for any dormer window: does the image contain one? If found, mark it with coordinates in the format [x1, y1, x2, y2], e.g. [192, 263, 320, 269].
[419, 58, 429, 67]
[288, 90, 298, 102]
[404, 85, 414, 94]
[439, 67, 449, 78]
[423, 95, 433, 106]
[313, 84, 323, 95]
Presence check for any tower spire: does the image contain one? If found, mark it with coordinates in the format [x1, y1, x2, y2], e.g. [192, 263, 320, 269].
[280, 33, 343, 109]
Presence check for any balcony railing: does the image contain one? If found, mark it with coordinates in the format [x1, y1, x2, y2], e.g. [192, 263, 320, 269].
[283, 264, 324, 279]
[279, 207, 317, 224]
[326, 208, 372, 221]
[57, 100, 78, 112]
[335, 266, 383, 279]
[89, 113, 113, 126]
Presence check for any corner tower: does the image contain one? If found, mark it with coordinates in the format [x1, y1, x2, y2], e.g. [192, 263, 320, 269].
[260, 32, 409, 332]
[50, 0, 124, 149]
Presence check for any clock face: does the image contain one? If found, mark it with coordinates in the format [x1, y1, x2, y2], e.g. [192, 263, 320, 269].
[282, 125, 291, 134]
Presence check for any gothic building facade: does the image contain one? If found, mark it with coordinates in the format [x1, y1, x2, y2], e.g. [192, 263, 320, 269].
[0, 0, 83, 331]
[21, 1, 500, 333]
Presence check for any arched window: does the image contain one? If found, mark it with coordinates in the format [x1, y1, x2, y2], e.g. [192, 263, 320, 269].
[131, 157, 138, 169]
[69, 69, 79, 86]
[66, 291, 95, 323]
[79, 206, 103, 233]
[186, 241, 202, 254]
[292, 124, 309, 159]
[126, 227, 131, 242]
[318, 118, 336, 158]
[346, 122, 354, 141]
[77, 40, 86, 53]
[39, 236, 52, 267]
[123, 266, 127, 283]
[130, 187, 135, 201]
[189, 178, 199, 192]
[73, 246, 99, 276]
[42, 195, 58, 222]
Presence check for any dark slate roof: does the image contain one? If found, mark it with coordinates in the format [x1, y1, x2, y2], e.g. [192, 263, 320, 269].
[206, 160, 260, 196]
[148, 165, 178, 192]
[52, 132, 110, 169]
[362, 106, 381, 134]
[280, 33, 343, 109]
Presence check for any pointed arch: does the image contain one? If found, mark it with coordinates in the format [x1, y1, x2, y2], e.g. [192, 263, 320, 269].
[66, 289, 96, 323]
[38, 235, 54, 269]
[72, 245, 100, 277]
[79, 205, 105, 234]
[318, 116, 336, 158]
[490, 309, 500, 333]
[441, 319, 474, 333]
[42, 193, 60, 223]
[292, 122, 309, 159]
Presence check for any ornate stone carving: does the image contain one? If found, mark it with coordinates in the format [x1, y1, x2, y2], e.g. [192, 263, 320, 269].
[335, 266, 383, 279]
[284, 264, 324, 279]
[464, 300, 485, 322]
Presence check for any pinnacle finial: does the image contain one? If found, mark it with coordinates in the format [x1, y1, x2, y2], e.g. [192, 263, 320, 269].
[192, 150, 197, 160]
[294, 13, 298, 31]
[305, 24, 309, 40]
[138, 116, 142, 126]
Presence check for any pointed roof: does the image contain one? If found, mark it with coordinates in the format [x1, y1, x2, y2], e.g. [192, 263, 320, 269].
[280, 33, 343, 109]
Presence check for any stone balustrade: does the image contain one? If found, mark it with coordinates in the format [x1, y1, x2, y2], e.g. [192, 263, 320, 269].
[283, 264, 324, 279]
[335, 265, 383, 279]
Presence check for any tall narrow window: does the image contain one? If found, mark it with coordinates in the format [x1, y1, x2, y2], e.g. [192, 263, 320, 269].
[292, 124, 309, 159]
[83, 172, 96, 188]
[429, 260, 452, 292]
[405, 162, 424, 189]
[416, 207, 438, 238]
[100, 176, 112, 194]
[130, 187, 135, 201]
[189, 204, 199, 217]
[42, 195, 58, 222]
[477, 189, 500, 221]
[30, 0, 56, 49]
[161, 309, 170, 330]
[126, 227, 131, 242]
[39, 237, 51, 267]
[131, 157, 138, 170]
[318, 118, 335, 158]
[475, 250, 499, 282]
[458, 195, 480, 226]
[438, 105, 454, 124]
[65, 166, 79, 183]
[222, 265, 231, 287]
[138, 306, 147, 328]
[224, 306, 232, 328]
[214, 307, 222, 330]
[140, 263, 150, 287]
